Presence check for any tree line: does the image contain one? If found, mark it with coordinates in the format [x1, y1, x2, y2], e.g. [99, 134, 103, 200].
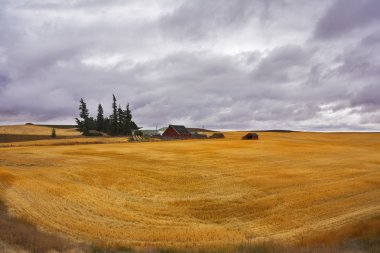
[75, 95, 139, 136]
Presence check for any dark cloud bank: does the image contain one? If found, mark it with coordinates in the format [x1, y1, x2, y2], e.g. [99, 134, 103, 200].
[0, 0, 379, 131]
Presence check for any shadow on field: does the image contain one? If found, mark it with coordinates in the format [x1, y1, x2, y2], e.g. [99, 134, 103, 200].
[0, 195, 378, 253]
[91, 217, 380, 253]
[0, 199, 88, 253]
[0, 134, 60, 143]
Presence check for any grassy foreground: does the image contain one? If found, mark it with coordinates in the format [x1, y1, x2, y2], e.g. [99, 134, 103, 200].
[0, 129, 379, 251]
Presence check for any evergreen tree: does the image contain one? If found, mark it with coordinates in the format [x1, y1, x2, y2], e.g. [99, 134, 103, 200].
[134, 130, 143, 136]
[110, 94, 118, 135]
[117, 105, 124, 134]
[88, 117, 96, 131]
[75, 98, 90, 136]
[75, 118, 83, 132]
[74, 95, 139, 137]
[131, 120, 138, 131]
[123, 104, 138, 135]
[124, 104, 132, 135]
[104, 117, 111, 135]
[96, 104, 104, 131]
[51, 128, 56, 138]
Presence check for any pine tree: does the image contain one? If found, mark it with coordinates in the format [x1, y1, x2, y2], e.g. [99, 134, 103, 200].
[88, 117, 96, 131]
[110, 94, 118, 135]
[75, 98, 90, 136]
[51, 128, 56, 138]
[96, 104, 104, 131]
[74, 95, 139, 137]
[124, 104, 132, 135]
[123, 104, 138, 135]
[131, 120, 138, 131]
[104, 117, 111, 135]
[75, 118, 83, 132]
[118, 105, 124, 134]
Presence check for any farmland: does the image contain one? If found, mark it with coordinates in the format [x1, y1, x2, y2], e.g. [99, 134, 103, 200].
[0, 127, 379, 250]
[0, 125, 131, 147]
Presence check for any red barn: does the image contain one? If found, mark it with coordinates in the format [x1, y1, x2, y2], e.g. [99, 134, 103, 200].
[162, 125, 192, 139]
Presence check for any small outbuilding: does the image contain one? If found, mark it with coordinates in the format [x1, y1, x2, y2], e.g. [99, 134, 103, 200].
[210, 133, 225, 139]
[192, 133, 208, 139]
[162, 125, 192, 139]
[242, 132, 259, 140]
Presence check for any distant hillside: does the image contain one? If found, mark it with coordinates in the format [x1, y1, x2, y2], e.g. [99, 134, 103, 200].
[251, 130, 297, 133]
[35, 124, 77, 129]
[187, 127, 216, 133]
[0, 124, 80, 143]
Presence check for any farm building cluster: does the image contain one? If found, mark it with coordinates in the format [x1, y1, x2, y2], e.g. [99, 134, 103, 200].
[142, 125, 259, 140]
[142, 125, 223, 139]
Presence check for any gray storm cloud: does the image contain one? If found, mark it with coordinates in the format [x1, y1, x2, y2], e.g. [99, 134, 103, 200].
[0, 0, 379, 130]
[314, 0, 380, 39]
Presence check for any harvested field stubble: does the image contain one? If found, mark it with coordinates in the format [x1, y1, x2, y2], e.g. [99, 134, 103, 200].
[0, 199, 87, 253]
[0, 125, 79, 136]
[0, 132, 379, 248]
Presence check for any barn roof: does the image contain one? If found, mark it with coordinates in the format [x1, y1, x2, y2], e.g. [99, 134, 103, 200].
[244, 132, 258, 136]
[242, 132, 259, 137]
[169, 125, 191, 135]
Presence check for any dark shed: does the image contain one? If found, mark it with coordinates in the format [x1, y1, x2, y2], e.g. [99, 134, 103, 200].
[210, 133, 225, 139]
[242, 132, 259, 140]
[192, 133, 208, 139]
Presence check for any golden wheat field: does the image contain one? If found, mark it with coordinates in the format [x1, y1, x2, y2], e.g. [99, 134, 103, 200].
[0, 125, 133, 148]
[0, 124, 79, 136]
[0, 129, 379, 248]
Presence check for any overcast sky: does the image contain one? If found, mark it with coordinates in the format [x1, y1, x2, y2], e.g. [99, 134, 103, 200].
[0, 0, 379, 130]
